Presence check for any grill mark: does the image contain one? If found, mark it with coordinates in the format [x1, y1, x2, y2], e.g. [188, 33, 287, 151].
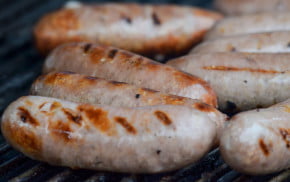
[121, 16, 132, 24]
[193, 102, 216, 112]
[49, 120, 73, 142]
[154, 111, 172, 125]
[108, 49, 118, 59]
[79, 105, 115, 135]
[83, 43, 92, 53]
[203, 66, 280, 74]
[279, 128, 290, 149]
[259, 139, 270, 156]
[115, 117, 137, 134]
[152, 12, 161, 25]
[62, 108, 82, 125]
[50, 102, 61, 111]
[18, 107, 39, 126]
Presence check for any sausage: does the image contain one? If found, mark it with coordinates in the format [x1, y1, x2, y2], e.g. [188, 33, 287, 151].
[206, 12, 290, 40]
[167, 52, 290, 113]
[220, 99, 290, 175]
[43, 42, 217, 107]
[34, 3, 222, 58]
[30, 71, 227, 142]
[191, 31, 290, 54]
[214, 0, 290, 15]
[1, 96, 217, 173]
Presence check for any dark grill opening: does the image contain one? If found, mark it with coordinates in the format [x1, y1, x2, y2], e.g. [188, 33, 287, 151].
[0, 0, 290, 181]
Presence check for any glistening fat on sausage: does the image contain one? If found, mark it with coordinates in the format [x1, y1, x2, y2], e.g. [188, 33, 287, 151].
[43, 42, 217, 107]
[1, 96, 217, 173]
[220, 99, 290, 175]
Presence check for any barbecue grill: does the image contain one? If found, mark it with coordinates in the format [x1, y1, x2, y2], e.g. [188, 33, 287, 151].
[0, 0, 290, 181]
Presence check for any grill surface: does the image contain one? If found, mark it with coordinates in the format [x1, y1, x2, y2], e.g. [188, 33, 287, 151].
[0, 0, 290, 181]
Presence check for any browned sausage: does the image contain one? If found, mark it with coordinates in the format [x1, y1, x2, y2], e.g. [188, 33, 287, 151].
[220, 99, 290, 174]
[31, 71, 227, 141]
[1, 96, 217, 173]
[43, 42, 217, 107]
[34, 3, 222, 58]
[167, 52, 290, 113]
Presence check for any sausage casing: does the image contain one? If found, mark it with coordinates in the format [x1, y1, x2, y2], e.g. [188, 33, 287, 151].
[43, 42, 217, 107]
[31, 71, 226, 142]
[220, 99, 290, 174]
[191, 31, 290, 54]
[214, 0, 290, 15]
[206, 12, 290, 40]
[34, 3, 222, 58]
[167, 52, 290, 112]
[1, 96, 216, 173]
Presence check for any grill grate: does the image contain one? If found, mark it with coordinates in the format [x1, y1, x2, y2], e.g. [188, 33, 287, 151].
[0, 0, 290, 181]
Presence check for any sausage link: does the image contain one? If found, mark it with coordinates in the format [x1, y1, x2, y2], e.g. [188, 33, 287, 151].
[167, 52, 290, 113]
[191, 31, 290, 54]
[220, 99, 290, 174]
[31, 72, 227, 143]
[1, 96, 216, 173]
[43, 42, 217, 107]
[206, 12, 290, 40]
[34, 3, 222, 58]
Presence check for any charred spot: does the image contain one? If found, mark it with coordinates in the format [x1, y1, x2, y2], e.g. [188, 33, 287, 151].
[135, 94, 140, 99]
[154, 111, 172, 125]
[110, 80, 126, 87]
[156, 150, 161, 155]
[83, 43, 92, 53]
[141, 88, 158, 93]
[231, 47, 236, 52]
[152, 12, 161, 25]
[79, 105, 115, 135]
[62, 108, 82, 125]
[279, 128, 290, 149]
[49, 120, 73, 142]
[121, 16, 132, 24]
[108, 49, 118, 59]
[18, 107, 39, 126]
[287, 42, 290, 48]
[259, 139, 270, 156]
[59, 71, 75, 75]
[85, 76, 97, 80]
[114, 117, 137, 134]
[244, 80, 248, 83]
[193, 103, 215, 113]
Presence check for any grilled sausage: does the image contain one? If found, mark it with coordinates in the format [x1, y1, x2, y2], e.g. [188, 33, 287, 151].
[206, 12, 290, 40]
[30, 71, 226, 142]
[215, 0, 290, 15]
[167, 52, 290, 112]
[34, 3, 222, 58]
[220, 99, 290, 174]
[1, 96, 217, 173]
[43, 42, 217, 107]
[191, 31, 290, 54]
